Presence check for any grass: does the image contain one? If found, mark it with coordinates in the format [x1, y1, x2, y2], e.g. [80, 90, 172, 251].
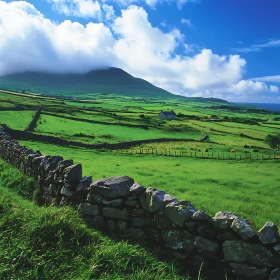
[0, 158, 193, 280]
[19, 140, 280, 229]
[0, 110, 34, 130]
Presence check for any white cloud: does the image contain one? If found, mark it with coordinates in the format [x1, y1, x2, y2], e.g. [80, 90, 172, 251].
[230, 80, 278, 95]
[181, 18, 191, 27]
[251, 75, 280, 83]
[270, 85, 279, 93]
[233, 38, 280, 53]
[0, 1, 278, 102]
[48, 0, 101, 18]
[102, 4, 115, 21]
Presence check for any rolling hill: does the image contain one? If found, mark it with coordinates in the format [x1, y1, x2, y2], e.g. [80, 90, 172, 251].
[0, 67, 227, 102]
[0, 67, 174, 99]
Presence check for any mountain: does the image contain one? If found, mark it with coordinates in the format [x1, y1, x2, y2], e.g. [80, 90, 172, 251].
[0, 67, 174, 99]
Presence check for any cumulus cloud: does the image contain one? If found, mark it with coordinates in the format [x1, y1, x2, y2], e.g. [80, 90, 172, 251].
[0, 1, 278, 102]
[229, 80, 278, 95]
[102, 4, 115, 21]
[47, 0, 101, 18]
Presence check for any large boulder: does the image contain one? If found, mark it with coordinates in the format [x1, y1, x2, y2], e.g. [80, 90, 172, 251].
[213, 211, 238, 229]
[64, 164, 82, 190]
[223, 241, 274, 266]
[90, 176, 134, 199]
[230, 218, 255, 240]
[140, 188, 176, 213]
[259, 222, 279, 245]
[165, 201, 197, 227]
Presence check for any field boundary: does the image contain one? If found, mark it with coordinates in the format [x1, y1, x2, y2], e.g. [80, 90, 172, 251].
[2, 125, 278, 161]
[116, 148, 279, 160]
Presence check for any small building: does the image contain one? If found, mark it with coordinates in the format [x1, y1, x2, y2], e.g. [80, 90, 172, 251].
[158, 110, 176, 120]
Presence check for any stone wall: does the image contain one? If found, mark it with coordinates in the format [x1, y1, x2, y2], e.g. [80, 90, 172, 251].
[24, 108, 41, 132]
[0, 127, 279, 280]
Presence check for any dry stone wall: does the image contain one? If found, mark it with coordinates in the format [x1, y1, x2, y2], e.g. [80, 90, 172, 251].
[0, 127, 280, 280]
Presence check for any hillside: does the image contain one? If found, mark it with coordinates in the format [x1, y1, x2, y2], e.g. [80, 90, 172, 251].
[0, 68, 175, 99]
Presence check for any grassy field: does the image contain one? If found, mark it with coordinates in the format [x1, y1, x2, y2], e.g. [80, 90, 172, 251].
[1, 89, 280, 230]
[19, 140, 280, 229]
[0, 158, 192, 280]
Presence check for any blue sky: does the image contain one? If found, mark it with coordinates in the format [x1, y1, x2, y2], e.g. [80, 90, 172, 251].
[0, 0, 280, 102]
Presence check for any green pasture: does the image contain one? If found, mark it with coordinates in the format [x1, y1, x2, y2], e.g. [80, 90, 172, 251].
[35, 114, 201, 144]
[20, 140, 280, 229]
[0, 110, 34, 130]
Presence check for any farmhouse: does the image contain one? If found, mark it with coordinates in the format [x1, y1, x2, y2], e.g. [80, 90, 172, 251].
[158, 110, 176, 120]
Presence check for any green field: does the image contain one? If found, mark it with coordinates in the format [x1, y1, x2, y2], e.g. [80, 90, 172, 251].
[0, 158, 190, 280]
[1, 89, 280, 229]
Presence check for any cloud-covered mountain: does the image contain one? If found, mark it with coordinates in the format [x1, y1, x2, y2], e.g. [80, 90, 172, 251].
[0, 1, 278, 102]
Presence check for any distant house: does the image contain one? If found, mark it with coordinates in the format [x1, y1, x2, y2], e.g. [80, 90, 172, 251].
[158, 110, 176, 120]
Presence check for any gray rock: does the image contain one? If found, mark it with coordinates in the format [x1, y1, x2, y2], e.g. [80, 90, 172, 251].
[274, 244, 280, 255]
[154, 210, 171, 229]
[140, 188, 176, 213]
[103, 207, 130, 220]
[64, 164, 82, 190]
[230, 218, 255, 240]
[259, 222, 279, 245]
[127, 228, 148, 242]
[106, 219, 117, 231]
[230, 263, 268, 279]
[192, 210, 212, 222]
[269, 269, 280, 280]
[90, 176, 134, 199]
[117, 221, 128, 233]
[86, 216, 104, 229]
[216, 231, 238, 241]
[76, 176, 92, 192]
[131, 209, 146, 217]
[165, 201, 197, 227]
[124, 199, 141, 208]
[213, 211, 238, 229]
[61, 186, 74, 197]
[194, 236, 219, 254]
[102, 198, 124, 207]
[223, 240, 273, 265]
[87, 193, 103, 204]
[132, 216, 153, 227]
[129, 182, 145, 196]
[78, 203, 100, 216]
[162, 229, 193, 253]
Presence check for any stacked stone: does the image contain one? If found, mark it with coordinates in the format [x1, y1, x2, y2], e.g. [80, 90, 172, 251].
[1, 128, 280, 279]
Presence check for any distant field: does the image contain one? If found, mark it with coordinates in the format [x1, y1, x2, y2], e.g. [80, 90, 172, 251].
[1, 89, 280, 229]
